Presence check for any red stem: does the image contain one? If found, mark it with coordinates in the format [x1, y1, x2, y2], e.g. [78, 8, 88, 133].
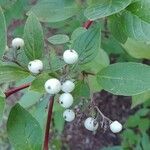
[43, 96, 54, 150]
[5, 83, 31, 98]
[83, 20, 93, 29]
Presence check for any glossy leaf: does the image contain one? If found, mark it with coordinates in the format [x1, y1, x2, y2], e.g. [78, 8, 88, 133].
[28, 0, 79, 22]
[24, 13, 44, 60]
[84, 0, 131, 20]
[0, 65, 30, 84]
[0, 6, 7, 57]
[48, 34, 69, 45]
[71, 25, 101, 64]
[97, 62, 150, 96]
[7, 104, 42, 150]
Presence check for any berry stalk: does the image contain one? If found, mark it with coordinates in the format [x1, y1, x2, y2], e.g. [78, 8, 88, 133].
[43, 96, 55, 150]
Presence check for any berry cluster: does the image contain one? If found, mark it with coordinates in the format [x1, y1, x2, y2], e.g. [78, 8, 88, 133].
[11, 37, 123, 133]
[44, 50, 79, 122]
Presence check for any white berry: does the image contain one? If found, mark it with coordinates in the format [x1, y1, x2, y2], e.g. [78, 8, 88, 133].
[61, 80, 75, 93]
[12, 38, 24, 49]
[44, 78, 61, 95]
[59, 93, 73, 108]
[84, 117, 99, 131]
[28, 59, 43, 74]
[110, 121, 122, 133]
[63, 109, 75, 122]
[63, 49, 78, 64]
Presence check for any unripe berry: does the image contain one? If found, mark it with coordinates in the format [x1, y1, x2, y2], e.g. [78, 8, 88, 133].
[44, 78, 61, 95]
[63, 109, 75, 122]
[12, 38, 24, 49]
[59, 93, 73, 108]
[110, 121, 122, 133]
[28, 59, 43, 74]
[61, 80, 75, 93]
[63, 49, 78, 64]
[84, 117, 99, 131]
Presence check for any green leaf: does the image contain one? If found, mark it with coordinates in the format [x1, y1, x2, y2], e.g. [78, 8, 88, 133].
[87, 75, 102, 93]
[49, 50, 65, 71]
[127, 0, 150, 23]
[7, 104, 42, 150]
[19, 91, 42, 108]
[71, 27, 87, 42]
[97, 62, 150, 96]
[141, 133, 150, 149]
[0, 6, 7, 57]
[30, 73, 51, 93]
[0, 90, 5, 122]
[102, 146, 123, 150]
[84, 0, 131, 20]
[0, 65, 30, 84]
[71, 25, 101, 64]
[132, 91, 150, 108]
[139, 119, 150, 132]
[73, 80, 90, 99]
[53, 101, 65, 133]
[28, 0, 79, 22]
[109, 15, 127, 43]
[0, 0, 17, 10]
[48, 34, 69, 45]
[80, 49, 110, 74]
[30, 95, 49, 130]
[24, 13, 44, 60]
[121, 11, 150, 41]
[125, 115, 140, 128]
[122, 38, 150, 59]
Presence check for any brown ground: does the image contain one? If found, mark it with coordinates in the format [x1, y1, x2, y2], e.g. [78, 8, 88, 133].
[62, 91, 131, 150]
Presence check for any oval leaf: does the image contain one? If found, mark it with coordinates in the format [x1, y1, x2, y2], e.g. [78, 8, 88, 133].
[122, 38, 150, 59]
[0, 6, 7, 57]
[48, 34, 69, 45]
[121, 11, 150, 42]
[84, 0, 131, 20]
[28, 0, 78, 22]
[0, 65, 30, 84]
[71, 25, 101, 64]
[97, 62, 150, 96]
[24, 13, 44, 60]
[7, 104, 42, 150]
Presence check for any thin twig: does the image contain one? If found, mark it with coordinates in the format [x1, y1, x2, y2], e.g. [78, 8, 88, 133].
[83, 20, 93, 29]
[43, 96, 55, 150]
[94, 106, 112, 123]
[5, 83, 31, 98]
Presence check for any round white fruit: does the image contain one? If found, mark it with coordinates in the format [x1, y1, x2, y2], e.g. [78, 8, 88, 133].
[63, 109, 75, 122]
[61, 80, 75, 93]
[28, 60, 43, 74]
[84, 117, 99, 131]
[44, 78, 61, 95]
[12, 38, 24, 49]
[110, 121, 122, 133]
[59, 93, 73, 108]
[63, 49, 78, 64]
